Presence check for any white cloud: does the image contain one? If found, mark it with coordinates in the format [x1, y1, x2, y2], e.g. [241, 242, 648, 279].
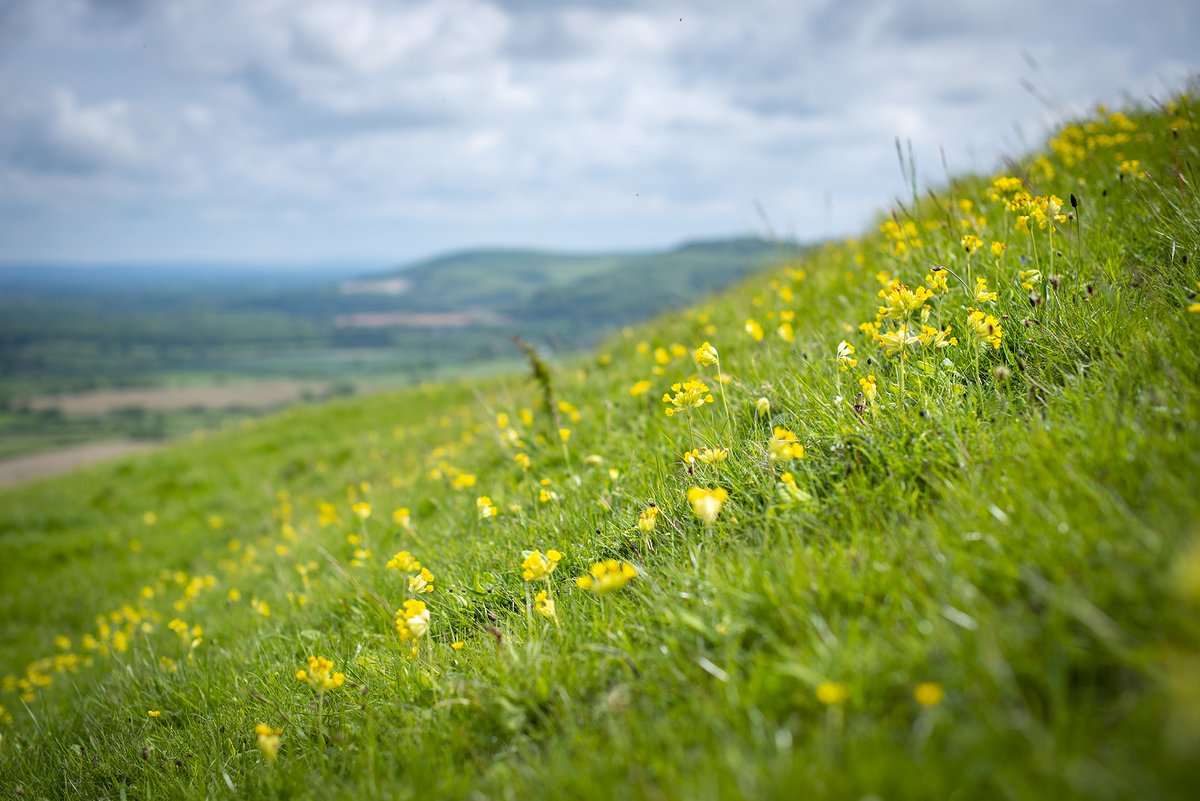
[0, 0, 1196, 262]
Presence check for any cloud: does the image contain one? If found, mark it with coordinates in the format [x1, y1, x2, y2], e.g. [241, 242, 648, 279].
[4, 88, 144, 176]
[0, 0, 1196, 263]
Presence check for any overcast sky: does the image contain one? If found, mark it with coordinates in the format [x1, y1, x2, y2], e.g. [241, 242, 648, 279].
[0, 0, 1195, 267]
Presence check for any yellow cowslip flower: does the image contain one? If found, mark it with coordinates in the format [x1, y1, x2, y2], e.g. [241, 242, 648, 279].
[974, 277, 997, 303]
[534, 590, 557, 620]
[988, 175, 1024, 201]
[744, 318, 765, 342]
[558, 428, 572, 443]
[637, 505, 658, 532]
[859, 374, 878, 402]
[876, 282, 932, 321]
[392, 507, 411, 528]
[755, 397, 771, 418]
[1019, 269, 1042, 290]
[874, 324, 921, 358]
[990, 241, 1007, 257]
[351, 501, 372, 520]
[317, 502, 339, 527]
[685, 446, 729, 466]
[395, 600, 430, 642]
[514, 453, 531, 471]
[148, 710, 161, 718]
[960, 234, 982, 254]
[768, 428, 804, 462]
[694, 341, 719, 367]
[654, 346, 671, 365]
[451, 641, 465, 650]
[914, 682, 945, 707]
[496, 412, 510, 429]
[662, 379, 714, 417]
[836, 340, 858, 371]
[918, 325, 958, 349]
[227, 588, 241, 602]
[387, 551, 420, 572]
[777, 322, 795, 343]
[576, 560, 638, 593]
[451, 473, 477, 489]
[1190, 302, 1200, 314]
[776, 472, 812, 506]
[252, 598, 271, 617]
[629, 380, 652, 397]
[1117, 159, 1147, 180]
[296, 656, 345, 695]
[409, 567, 435, 595]
[559, 400, 582, 422]
[925, 268, 949, 294]
[477, 496, 498, 519]
[816, 681, 850, 706]
[687, 486, 729, 525]
[521, 549, 563, 581]
[255, 723, 282, 761]
[966, 308, 1003, 349]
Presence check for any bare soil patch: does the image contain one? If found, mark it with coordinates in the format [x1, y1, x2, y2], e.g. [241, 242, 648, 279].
[0, 440, 155, 488]
[27, 380, 334, 416]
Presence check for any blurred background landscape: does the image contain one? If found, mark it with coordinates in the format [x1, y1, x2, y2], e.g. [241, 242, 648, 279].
[0, 0, 1195, 479]
[0, 236, 796, 471]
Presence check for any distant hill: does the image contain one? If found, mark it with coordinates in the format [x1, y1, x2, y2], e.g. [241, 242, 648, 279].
[0, 236, 802, 401]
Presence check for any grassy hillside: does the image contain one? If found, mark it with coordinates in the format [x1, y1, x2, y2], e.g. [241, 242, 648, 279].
[2, 89, 1199, 799]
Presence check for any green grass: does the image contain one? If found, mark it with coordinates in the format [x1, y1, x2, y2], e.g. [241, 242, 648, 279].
[2, 90, 1200, 799]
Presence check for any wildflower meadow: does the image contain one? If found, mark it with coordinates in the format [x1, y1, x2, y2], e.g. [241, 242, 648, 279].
[2, 89, 1200, 799]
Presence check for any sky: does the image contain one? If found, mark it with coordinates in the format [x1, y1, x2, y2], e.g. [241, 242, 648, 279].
[0, 0, 1196, 268]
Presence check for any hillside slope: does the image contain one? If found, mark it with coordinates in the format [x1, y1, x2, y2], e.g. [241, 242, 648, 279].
[2, 90, 1199, 799]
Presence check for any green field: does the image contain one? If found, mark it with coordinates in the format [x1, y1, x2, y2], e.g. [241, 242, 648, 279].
[1, 91, 1199, 799]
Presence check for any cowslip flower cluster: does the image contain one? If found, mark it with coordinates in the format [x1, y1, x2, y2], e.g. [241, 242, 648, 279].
[637, 505, 658, 532]
[476, 496, 498, 519]
[394, 600, 431, 643]
[683, 446, 729, 466]
[255, 723, 282, 761]
[874, 324, 921, 358]
[877, 282, 932, 321]
[816, 681, 850, 706]
[836, 340, 858, 371]
[296, 656, 345, 695]
[768, 428, 804, 462]
[534, 590, 557, 620]
[687, 486, 729, 525]
[860, 375, 878, 401]
[693, 341, 719, 367]
[408, 567, 435, 595]
[662, 380, 714, 417]
[913, 682, 945, 707]
[576, 560, 638, 594]
[966, 308, 1003, 349]
[521, 549, 563, 581]
[973, 277, 997, 303]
